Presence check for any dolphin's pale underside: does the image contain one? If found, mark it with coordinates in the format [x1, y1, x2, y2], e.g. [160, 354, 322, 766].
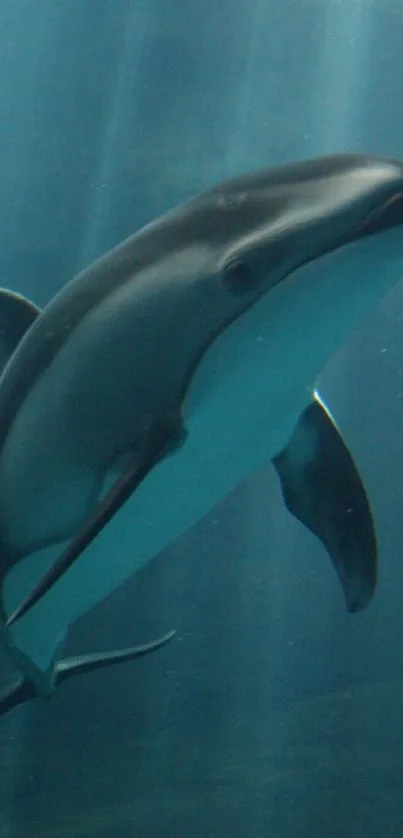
[1, 152, 403, 715]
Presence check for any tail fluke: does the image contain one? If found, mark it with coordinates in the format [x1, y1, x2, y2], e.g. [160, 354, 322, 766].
[54, 629, 176, 685]
[0, 629, 176, 717]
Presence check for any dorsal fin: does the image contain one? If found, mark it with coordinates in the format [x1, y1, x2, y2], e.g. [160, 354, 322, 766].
[0, 288, 41, 375]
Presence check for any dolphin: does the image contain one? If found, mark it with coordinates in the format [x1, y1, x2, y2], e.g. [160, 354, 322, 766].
[1, 152, 403, 716]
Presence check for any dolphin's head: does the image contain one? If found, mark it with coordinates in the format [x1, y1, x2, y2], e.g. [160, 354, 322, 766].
[194, 154, 403, 303]
[179, 153, 403, 443]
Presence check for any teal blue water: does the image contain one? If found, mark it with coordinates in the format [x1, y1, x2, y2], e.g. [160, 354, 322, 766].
[1, 1, 403, 836]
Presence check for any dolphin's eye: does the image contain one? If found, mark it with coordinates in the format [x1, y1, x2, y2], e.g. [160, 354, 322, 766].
[221, 259, 258, 294]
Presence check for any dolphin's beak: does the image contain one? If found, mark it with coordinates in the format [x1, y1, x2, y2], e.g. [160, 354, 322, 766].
[358, 190, 403, 238]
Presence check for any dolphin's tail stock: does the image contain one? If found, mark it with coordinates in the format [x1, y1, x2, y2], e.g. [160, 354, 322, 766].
[0, 676, 37, 716]
[0, 629, 176, 717]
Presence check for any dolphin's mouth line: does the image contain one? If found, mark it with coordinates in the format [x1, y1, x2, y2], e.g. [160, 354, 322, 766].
[349, 190, 403, 242]
[274, 189, 403, 296]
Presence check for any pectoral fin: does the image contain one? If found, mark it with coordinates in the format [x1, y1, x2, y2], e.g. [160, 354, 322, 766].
[6, 422, 184, 627]
[272, 391, 377, 612]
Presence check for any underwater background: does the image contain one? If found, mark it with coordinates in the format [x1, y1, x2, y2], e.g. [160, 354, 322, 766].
[1, 0, 403, 835]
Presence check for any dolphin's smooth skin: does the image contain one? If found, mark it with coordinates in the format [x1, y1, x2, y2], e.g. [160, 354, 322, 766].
[1, 152, 403, 716]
